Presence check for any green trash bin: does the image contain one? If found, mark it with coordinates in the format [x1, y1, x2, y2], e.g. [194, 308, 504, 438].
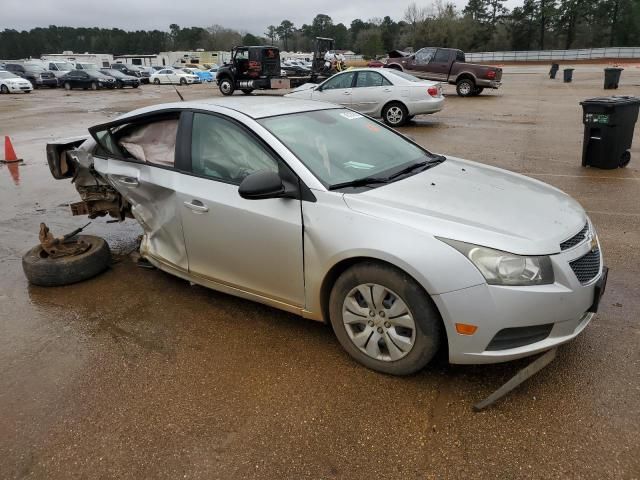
[580, 96, 640, 169]
[604, 67, 623, 89]
[564, 68, 574, 83]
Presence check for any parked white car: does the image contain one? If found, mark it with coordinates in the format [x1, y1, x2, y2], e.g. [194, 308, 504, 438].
[150, 68, 200, 85]
[43, 97, 607, 376]
[45, 60, 75, 79]
[286, 68, 444, 126]
[0, 70, 33, 93]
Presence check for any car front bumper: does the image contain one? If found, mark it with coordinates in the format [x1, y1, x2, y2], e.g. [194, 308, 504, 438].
[433, 239, 606, 364]
[6, 83, 33, 92]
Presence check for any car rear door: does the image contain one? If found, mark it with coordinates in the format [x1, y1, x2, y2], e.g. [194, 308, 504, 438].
[89, 111, 189, 270]
[312, 71, 355, 107]
[428, 49, 453, 81]
[351, 71, 394, 115]
[177, 111, 305, 308]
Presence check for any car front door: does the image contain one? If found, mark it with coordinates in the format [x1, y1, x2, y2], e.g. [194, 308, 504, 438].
[351, 71, 394, 115]
[312, 71, 355, 107]
[89, 112, 189, 270]
[177, 111, 305, 307]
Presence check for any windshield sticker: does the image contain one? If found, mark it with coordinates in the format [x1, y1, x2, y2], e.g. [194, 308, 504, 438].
[340, 112, 363, 120]
[344, 161, 374, 169]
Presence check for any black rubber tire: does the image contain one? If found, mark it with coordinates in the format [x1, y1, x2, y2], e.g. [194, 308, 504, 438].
[620, 150, 631, 168]
[133, 84, 139, 88]
[219, 78, 235, 96]
[64, 82, 71, 90]
[471, 87, 484, 96]
[180, 78, 187, 85]
[382, 102, 408, 127]
[90, 82, 98, 90]
[153, 78, 160, 85]
[456, 78, 475, 97]
[241, 88, 254, 95]
[0, 85, 8, 94]
[117, 81, 124, 89]
[329, 262, 442, 375]
[22, 235, 111, 287]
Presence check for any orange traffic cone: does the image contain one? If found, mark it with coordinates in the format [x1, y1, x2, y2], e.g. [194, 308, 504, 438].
[2, 136, 22, 163]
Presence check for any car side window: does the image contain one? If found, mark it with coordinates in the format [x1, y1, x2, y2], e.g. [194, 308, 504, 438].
[355, 71, 392, 88]
[93, 114, 180, 168]
[415, 48, 435, 64]
[322, 72, 355, 90]
[190, 113, 279, 184]
[432, 49, 450, 64]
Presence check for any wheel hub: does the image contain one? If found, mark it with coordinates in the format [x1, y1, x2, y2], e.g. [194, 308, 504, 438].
[342, 283, 416, 362]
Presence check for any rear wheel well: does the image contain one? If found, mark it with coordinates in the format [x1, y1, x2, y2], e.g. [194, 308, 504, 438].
[456, 73, 475, 85]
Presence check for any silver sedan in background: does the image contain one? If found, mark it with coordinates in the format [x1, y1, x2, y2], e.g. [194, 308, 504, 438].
[46, 97, 606, 375]
[285, 67, 444, 126]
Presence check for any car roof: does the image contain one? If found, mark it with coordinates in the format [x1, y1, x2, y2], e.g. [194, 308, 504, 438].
[119, 97, 339, 121]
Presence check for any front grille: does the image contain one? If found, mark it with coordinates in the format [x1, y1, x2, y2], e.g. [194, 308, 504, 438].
[570, 248, 601, 284]
[560, 223, 589, 250]
[486, 324, 554, 351]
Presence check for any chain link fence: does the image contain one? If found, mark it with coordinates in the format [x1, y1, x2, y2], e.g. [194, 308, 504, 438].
[466, 47, 640, 63]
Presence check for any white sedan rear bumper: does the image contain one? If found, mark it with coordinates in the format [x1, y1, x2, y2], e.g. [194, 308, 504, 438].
[406, 97, 445, 116]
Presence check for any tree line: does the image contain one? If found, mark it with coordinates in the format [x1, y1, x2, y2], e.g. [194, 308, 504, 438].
[1, 0, 638, 60]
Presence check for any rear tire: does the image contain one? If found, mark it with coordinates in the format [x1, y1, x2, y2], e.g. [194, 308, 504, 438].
[329, 262, 442, 375]
[456, 78, 475, 97]
[382, 102, 408, 127]
[219, 78, 235, 96]
[22, 235, 111, 287]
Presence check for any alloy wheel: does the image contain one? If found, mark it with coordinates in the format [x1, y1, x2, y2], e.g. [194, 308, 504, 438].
[386, 106, 404, 125]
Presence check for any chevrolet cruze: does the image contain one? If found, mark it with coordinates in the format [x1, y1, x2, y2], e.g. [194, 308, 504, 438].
[44, 97, 607, 375]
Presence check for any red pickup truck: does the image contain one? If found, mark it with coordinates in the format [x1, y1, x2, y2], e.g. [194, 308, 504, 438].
[385, 47, 502, 97]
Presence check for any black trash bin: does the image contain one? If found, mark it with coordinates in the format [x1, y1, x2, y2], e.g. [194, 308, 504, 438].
[549, 63, 559, 79]
[564, 68, 574, 83]
[580, 96, 640, 169]
[604, 67, 623, 89]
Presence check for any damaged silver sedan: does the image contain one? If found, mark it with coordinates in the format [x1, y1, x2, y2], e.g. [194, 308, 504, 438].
[43, 97, 607, 375]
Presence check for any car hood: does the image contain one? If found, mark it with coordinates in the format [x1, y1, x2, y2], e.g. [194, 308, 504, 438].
[342, 157, 586, 255]
[288, 83, 316, 94]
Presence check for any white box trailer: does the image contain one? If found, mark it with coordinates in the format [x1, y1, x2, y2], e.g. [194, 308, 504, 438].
[158, 51, 230, 68]
[41, 52, 114, 68]
[112, 54, 158, 67]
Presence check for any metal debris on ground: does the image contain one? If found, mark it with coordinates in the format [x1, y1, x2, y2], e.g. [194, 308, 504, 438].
[38, 222, 92, 258]
[473, 348, 558, 411]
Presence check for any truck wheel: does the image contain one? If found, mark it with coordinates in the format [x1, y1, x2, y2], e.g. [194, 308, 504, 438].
[329, 261, 442, 375]
[456, 78, 475, 97]
[382, 102, 408, 127]
[22, 235, 111, 287]
[219, 78, 235, 96]
[241, 89, 254, 95]
[471, 87, 484, 96]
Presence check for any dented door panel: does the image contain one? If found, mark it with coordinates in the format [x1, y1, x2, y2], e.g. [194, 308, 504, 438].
[93, 157, 189, 270]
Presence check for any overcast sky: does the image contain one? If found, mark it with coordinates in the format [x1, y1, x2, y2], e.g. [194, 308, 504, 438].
[2, 0, 524, 35]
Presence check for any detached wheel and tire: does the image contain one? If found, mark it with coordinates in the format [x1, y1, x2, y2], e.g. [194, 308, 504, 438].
[329, 262, 442, 375]
[382, 102, 408, 127]
[219, 78, 235, 96]
[22, 235, 111, 287]
[456, 78, 475, 97]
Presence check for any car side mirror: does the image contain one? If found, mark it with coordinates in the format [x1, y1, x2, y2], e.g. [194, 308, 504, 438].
[238, 170, 296, 200]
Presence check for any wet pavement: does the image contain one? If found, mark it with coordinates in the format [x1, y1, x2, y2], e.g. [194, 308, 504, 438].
[1, 68, 639, 479]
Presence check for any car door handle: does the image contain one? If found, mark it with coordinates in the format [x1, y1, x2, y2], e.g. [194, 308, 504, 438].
[343, 91, 351, 95]
[115, 176, 139, 187]
[183, 200, 209, 213]
[383, 88, 392, 92]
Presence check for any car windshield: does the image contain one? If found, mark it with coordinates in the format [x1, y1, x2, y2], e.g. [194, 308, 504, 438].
[102, 69, 124, 77]
[24, 65, 47, 72]
[259, 108, 441, 188]
[79, 63, 98, 70]
[0, 71, 18, 79]
[54, 62, 74, 70]
[385, 70, 423, 83]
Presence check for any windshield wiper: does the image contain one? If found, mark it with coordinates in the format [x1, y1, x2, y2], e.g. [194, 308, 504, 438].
[384, 155, 446, 181]
[328, 176, 390, 191]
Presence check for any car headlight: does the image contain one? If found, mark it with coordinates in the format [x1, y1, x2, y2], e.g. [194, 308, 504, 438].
[440, 239, 554, 286]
